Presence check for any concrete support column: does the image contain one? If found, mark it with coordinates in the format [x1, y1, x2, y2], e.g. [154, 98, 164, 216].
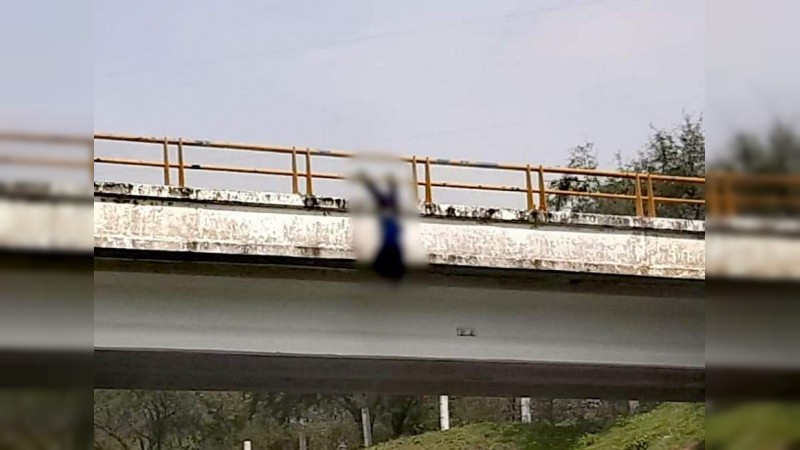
[298, 418, 308, 450]
[361, 407, 373, 447]
[520, 397, 532, 423]
[439, 395, 450, 431]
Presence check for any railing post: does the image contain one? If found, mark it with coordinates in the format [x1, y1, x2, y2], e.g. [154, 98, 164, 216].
[525, 164, 534, 211]
[424, 157, 433, 204]
[723, 175, 736, 216]
[291, 146, 299, 194]
[88, 140, 94, 183]
[706, 174, 718, 218]
[177, 137, 186, 187]
[538, 165, 547, 212]
[646, 174, 656, 218]
[162, 137, 171, 186]
[411, 156, 419, 203]
[361, 407, 373, 447]
[634, 174, 644, 217]
[305, 148, 313, 196]
[520, 397, 532, 424]
[439, 395, 450, 431]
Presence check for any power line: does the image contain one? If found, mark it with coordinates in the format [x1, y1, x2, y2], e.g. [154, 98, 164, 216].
[95, 0, 626, 79]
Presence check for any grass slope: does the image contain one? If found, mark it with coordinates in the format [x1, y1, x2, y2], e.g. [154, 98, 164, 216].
[371, 422, 584, 450]
[581, 403, 704, 450]
[706, 403, 800, 449]
[372, 403, 704, 450]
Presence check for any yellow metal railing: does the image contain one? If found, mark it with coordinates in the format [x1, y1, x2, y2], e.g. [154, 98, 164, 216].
[2, 130, 796, 219]
[90, 133, 707, 218]
[705, 171, 800, 216]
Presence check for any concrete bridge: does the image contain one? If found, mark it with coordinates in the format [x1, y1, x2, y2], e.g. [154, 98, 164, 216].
[3, 133, 799, 400]
[91, 182, 705, 400]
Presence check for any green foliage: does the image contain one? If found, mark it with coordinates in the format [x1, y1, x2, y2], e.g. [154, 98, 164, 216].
[93, 391, 657, 450]
[0, 390, 90, 450]
[372, 422, 585, 450]
[550, 116, 800, 219]
[712, 123, 800, 216]
[372, 403, 703, 450]
[93, 391, 437, 450]
[705, 403, 800, 450]
[549, 143, 602, 214]
[450, 397, 517, 426]
[579, 403, 704, 450]
[550, 116, 705, 219]
[714, 123, 800, 175]
[94, 390, 212, 450]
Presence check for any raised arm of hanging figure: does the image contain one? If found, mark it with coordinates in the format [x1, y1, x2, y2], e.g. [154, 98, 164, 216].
[361, 174, 383, 205]
[356, 172, 398, 213]
[385, 175, 400, 215]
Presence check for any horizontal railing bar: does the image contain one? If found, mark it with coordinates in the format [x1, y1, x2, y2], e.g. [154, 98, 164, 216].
[95, 156, 706, 205]
[429, 181, 527, 192]
[17, 131, 800, 214]
[719, 174, 800, 185]
[9, 131, 793, 189]
[0, 131, 92, 145]
[417, 182, 705, 204]
[0, 155, 88, 168]
[95, 133, 356, 158]
[546, 188, 705, 205]
[94, 133, 706, 185]
[733, 196, 800, 206]
[425, 161, 706, 184]
[94, 157, 344, 179]
[654, 197, 706, 205]
[539, 166, 705, 183]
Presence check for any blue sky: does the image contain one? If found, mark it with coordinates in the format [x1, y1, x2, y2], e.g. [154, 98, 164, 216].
[91, 0, 714, 205]
[94, 0, 704, 167]
[3, 0, 798, 203]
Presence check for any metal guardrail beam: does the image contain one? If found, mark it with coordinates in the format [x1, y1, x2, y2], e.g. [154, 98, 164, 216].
[89, 133, 707, 216]
[3, 130, 796, 218]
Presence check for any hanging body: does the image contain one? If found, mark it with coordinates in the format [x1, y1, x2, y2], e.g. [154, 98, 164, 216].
[361, 175, 406, 281]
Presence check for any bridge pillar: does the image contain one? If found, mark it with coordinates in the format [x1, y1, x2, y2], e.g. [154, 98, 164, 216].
[520, 397, 532, 423]
[440, 395, 450, 430]
[361, 407, 372, 447]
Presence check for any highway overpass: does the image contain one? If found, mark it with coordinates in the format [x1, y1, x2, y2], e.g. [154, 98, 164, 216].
[92, 182, 705, 400]
[4, 133, 800, 400]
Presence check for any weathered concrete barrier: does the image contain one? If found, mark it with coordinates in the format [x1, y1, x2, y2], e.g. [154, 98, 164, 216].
[707, 218, 800, 280]
[93, 182, 705, 280]
[0, 183, 92, 252]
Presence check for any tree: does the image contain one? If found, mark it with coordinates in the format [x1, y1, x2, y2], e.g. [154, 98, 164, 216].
[0, 390, 89, 450]
[715, 122, 800, 174]
[382, 396, 427, 438]
[450, 396, 516, 426]
[625, 115, 705, 219]
[337, 393, 383, 445]
[94, 391, 205, 450]
[711, 122, 800, 216]
[548, 143, 602, 214]
[550, 115, 706, 220]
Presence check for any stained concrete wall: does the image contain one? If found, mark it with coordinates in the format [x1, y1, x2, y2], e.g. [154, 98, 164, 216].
[707, 218, 800, 280]
[0, 183, 92, 252]
[94, 182, 705, 280]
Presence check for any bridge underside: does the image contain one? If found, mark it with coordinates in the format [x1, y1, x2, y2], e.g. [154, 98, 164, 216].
[95, 349, 702, 401]
[94, 252, 704, 401]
